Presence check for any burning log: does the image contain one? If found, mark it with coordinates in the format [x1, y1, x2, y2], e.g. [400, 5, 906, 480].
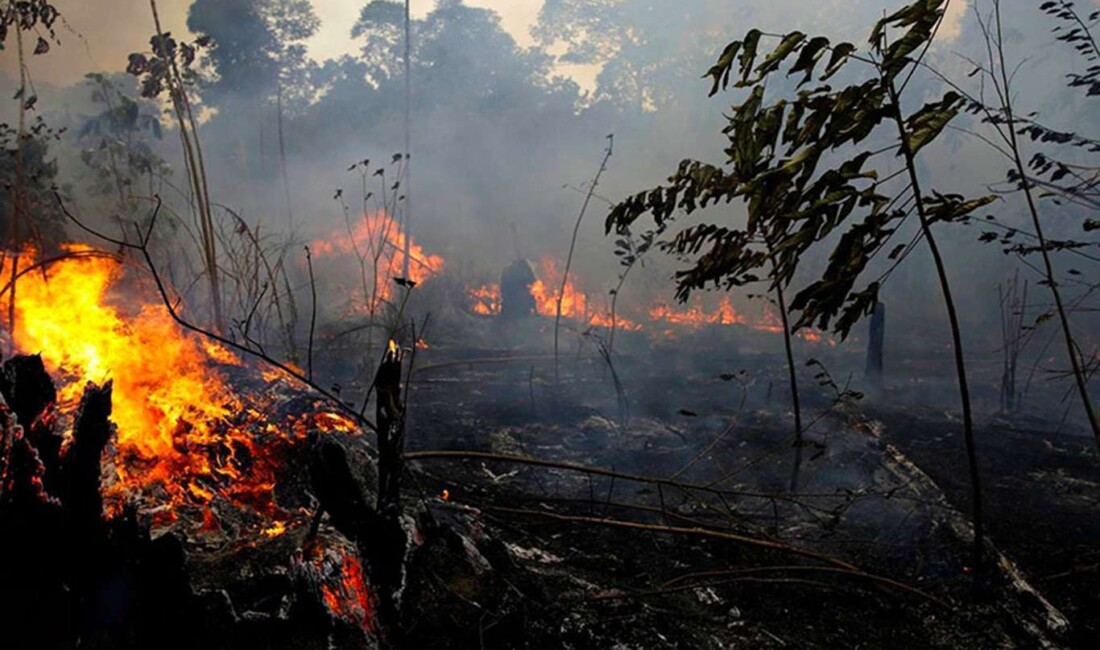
[307, 340, 408, 644]
[308, 431, 379, 539]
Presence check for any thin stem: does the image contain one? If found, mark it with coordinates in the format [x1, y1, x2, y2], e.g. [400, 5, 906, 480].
[305, 245, 317, 382]
[991, 0, 1100, 449]
[886, 74, 984, 567]
[555, 136, 613, 386]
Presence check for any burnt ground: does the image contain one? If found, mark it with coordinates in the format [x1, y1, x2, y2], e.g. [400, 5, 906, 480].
[870, 405, 1100, 647]
[339, 321, 1100, 649]
[6, 319, 1095, 649]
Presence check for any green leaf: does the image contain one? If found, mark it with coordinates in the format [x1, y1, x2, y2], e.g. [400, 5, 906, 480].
[755, 31, 806, 78]
[789, 37, 831, 86]
[821, 42, 855, 81]
[738, 30, 763, 85]
[705, 40, 743, 96]
[905, 91, 962, 153]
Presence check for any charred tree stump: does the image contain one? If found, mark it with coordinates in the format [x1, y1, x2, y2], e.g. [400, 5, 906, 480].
[376, 341, 406, 514]
[0, 393, 68, 650]
[61, 381, 114, 545]
[0, 355, 61, 492]
[865, 301, 886, 390]
[373, 340, 408, 646]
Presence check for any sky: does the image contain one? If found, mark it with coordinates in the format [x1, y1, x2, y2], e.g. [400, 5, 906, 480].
[5, 0, 985, 93]
[9, 0, 555, 87]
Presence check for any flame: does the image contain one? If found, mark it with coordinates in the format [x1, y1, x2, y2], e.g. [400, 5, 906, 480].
[463, 257, 831, 344]
[530, 257, 587, 319]
[311, 212, 443, 307]
[468, 284, 501, 316]
[648, 296, 748, 328]
[469, 256, 632, 329]
[4, 245, 352, 523]
[441, 488, 450, 501]
[586, 311, 644, 332]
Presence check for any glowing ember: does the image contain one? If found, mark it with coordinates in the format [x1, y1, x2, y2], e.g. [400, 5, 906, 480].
[321, 549, 375, 633]
[262, 521, 288, 538]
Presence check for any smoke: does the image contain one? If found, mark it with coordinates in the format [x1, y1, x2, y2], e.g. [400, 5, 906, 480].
[1, 0, 1097, 420]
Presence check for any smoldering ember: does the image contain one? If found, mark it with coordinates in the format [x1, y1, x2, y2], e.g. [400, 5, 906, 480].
[1, 1, 1099, 648]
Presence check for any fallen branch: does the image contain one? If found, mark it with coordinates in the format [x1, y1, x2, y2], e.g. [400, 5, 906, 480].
[485, 507, 947, 607]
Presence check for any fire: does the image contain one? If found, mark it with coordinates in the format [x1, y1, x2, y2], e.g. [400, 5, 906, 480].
[586, 311, 643, 332]
[468, 284, 501, 316]
[3, 245, 350, 523]
[462, 256, 831, 343]
[529, 257, 587, 319]
[648, 296, 748, 328]
[311, 212, 443, 306]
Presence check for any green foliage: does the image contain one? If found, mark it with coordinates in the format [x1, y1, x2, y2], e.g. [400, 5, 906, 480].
[607, 0, 994, 340]
[77, 74, 170, 210]
[126, 30, 208, 100]
[0, 1, 60, 50]
[0, 119, 66, 247]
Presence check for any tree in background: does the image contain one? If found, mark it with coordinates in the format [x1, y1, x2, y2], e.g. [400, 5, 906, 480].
[534, 0, 737, 111]
[352, 0, 559, 111]
[188, 0, 319, 223]
[1, 0, 64, 353]
[77, 73, 171, 222]
[0, 119, 66, 248]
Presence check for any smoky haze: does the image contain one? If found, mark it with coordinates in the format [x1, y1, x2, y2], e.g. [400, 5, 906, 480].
[2, 0, 1098, 418]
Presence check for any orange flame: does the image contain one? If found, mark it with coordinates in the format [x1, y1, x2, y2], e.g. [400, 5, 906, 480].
[4, 245, 354, 522]
[468, 284, 501, 316]
[463, 257, 831, 343]
[529, 257, 586, 319]
[648, 296, 748, 328]
[311, 212, 444, 306]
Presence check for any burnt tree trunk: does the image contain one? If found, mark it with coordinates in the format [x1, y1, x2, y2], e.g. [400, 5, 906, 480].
[865, 301, 885, 391]
[374, 341, 408, 646]
[0, 355, 59, 491]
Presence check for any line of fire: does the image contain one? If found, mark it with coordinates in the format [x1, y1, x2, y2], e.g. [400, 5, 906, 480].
[1, 1, 1099, 649]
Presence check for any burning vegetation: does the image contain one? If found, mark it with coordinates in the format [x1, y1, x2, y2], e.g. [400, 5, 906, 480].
[3, 244, 358, 530]
[2, 1, 1100, 649]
